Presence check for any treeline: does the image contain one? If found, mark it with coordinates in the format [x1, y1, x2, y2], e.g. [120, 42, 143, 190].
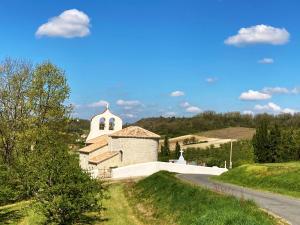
[0, 59, 104, 224]
[134, 112, 300, 137]
[253, 122, 300, 163]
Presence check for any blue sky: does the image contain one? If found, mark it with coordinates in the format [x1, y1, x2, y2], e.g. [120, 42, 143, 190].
[1, 0, 300, 121]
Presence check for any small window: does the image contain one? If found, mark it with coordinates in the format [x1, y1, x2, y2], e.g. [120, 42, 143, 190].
[119, 150, 123, 162]
[99, 117, 105, 130]
[109, 118, 115, 130]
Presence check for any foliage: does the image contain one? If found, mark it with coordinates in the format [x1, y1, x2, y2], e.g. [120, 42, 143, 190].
[159, 141, 254, 167]
[0, 58, 106, 224]
[0, 58, 70, 165]
[253, 121, 300, 163]
[130, 171, 276, 225]
[175, 142, 181, 159]
[133, 111, 300, 137]
[215, 162, 300, 198]
[160, 136, 170, 157]
[34, 144, 105, 225]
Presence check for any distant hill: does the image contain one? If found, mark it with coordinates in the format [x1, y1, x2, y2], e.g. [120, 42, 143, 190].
[133, 112, 300, 137]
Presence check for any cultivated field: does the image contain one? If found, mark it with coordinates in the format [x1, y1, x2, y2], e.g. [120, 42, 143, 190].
[159, 127, 255, 151]
[198, 127, 256, 140]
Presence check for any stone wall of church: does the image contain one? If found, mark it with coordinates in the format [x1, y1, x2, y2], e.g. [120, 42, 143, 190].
[79, 145, 109, 170]
[109, 137, 158, 166]
[93, 154, 121, 170]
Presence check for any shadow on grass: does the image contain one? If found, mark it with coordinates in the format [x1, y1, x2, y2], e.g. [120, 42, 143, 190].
[0, 208, 23, 224]
[76, 208, 110, 225]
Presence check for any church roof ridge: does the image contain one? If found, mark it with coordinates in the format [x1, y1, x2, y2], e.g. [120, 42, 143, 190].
[110, 126, 160, 139]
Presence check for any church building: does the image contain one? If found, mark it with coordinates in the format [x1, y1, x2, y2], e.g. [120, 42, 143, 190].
[79, 105, 160, 176]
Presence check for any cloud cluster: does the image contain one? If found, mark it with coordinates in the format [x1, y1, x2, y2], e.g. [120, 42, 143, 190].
[240, 86, 299, 101]
[205, 77, 218, 83]
[180, 101, 202, 113]
[170, 91, 185, 97]
[239, 90, 271, 101]
[87, 100, 109, 108]
[116, 99, 141, 107]
[262, 87, 289, 94]
[36, 9, 91, 38]
[258, 58, 274, 64]
[254, 102, 297, 114]
[225, 25, 290, 46]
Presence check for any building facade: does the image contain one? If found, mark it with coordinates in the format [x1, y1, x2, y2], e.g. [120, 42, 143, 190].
[79, 106, 160, 176]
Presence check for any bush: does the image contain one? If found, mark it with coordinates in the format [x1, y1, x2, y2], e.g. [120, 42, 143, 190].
[34, 145, 105, 225]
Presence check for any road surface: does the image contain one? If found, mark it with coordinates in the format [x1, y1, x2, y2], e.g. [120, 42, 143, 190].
[177, 174, 300, 225]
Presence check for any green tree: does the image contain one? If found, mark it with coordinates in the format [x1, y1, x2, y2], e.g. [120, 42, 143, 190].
[161, 136, 170, 156]
[253, 120, 270, 163]
[35, 142, 105, 225]
[175, 142, 181, 159]
[268, 124, 281, 162]
[0, 59, 70, 166]
[0, 58, 106, 223]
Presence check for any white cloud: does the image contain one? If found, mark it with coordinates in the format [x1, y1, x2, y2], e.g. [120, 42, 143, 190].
[258, 58, 274, 64]
[116, 99, 141, 107]
[180, 101, 201, 114]
[123, 113, 136, 118]
[205, 77, 218, 83]
[87, 100, 109, 108]
[254, 102, 297, 114]
[242, 110, 254, 115]
[170, 91, 185, 97]
[225, 25, 290, 46]
[291, 87, 300, 94]
[163, 112, 176, 117]
[239, 90, 271, 101]
[180, 102, 191, 108]
[262, 87, 289, 94]
[186, 106, 202, 113]
[282, 108, 297, 115]
[36, 9, 90, 38]
[255, 102, 281, 112]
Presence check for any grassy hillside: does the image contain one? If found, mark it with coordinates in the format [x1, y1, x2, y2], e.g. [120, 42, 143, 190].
[215, 162, 300, 198]
[0, 184, 161, 225]
[198, 127, 255, 140]
[129, 171, 276, 225]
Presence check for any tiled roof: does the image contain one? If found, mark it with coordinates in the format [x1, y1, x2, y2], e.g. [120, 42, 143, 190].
[88, 151, 119, 164]
[110, 126, 160, 139]
[79, 136, 108, 153]
[86, 135, 109, 144]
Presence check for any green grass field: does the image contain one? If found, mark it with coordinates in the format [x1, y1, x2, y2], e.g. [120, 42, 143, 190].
[130, 171, 276, 225]
[0, 184, 152, 225]
[215, 162, 300, 198]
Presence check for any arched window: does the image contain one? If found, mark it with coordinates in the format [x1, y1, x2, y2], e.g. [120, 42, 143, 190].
[119, 150, 123, 162]
[109, 118, 115, 130]
[99, 117, 105, 130]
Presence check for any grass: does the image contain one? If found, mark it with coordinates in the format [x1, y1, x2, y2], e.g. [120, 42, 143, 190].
[0, 200, 45, 225]
[214, 162, 300, 198]
[0, 184, 151, 225]
[130, 171, 276, 225]
[100, 183, 144, 225]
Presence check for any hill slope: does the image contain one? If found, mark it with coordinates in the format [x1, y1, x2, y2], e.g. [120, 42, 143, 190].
[129, 171, 276, 225]
[215, 162, 300, 198]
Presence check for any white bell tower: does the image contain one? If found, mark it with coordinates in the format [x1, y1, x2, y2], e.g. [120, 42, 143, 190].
[86, 105, 123, 142]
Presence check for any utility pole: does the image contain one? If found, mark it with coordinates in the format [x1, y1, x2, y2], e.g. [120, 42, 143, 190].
[229, 140, 233, 169]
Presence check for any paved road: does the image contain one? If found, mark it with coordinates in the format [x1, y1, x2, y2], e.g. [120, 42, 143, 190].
[177, 174, 300, 225]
